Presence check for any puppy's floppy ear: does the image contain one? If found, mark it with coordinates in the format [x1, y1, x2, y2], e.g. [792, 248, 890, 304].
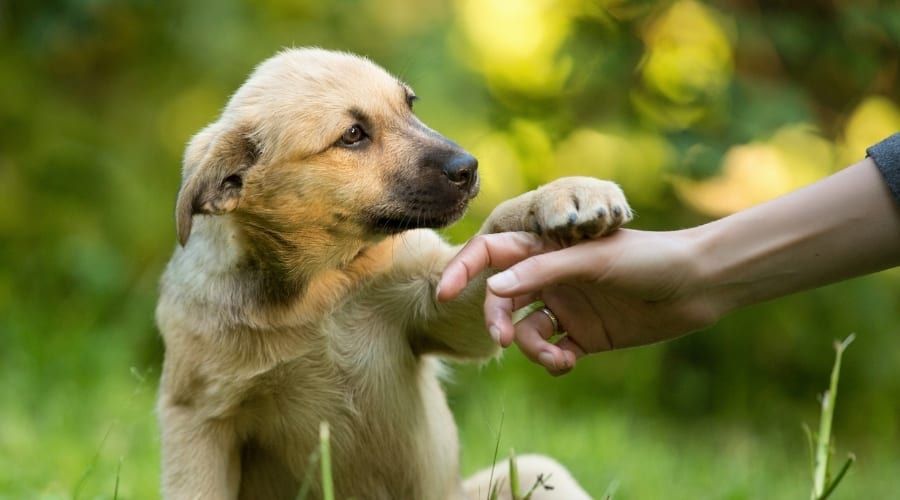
[175, 122, 260, 246]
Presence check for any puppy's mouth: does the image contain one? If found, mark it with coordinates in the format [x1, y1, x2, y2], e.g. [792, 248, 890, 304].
[365, 198, 471, 234]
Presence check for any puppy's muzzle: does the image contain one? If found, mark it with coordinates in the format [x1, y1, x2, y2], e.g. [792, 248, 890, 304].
[362, 141, 480, 235]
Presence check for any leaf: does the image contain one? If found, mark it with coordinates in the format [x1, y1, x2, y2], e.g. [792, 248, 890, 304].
[818, 454, 856, 500]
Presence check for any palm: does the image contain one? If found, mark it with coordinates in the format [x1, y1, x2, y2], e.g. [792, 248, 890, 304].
[536, 279, 713, 354]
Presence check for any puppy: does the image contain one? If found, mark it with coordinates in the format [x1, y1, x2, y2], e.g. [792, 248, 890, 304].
[156, 48, 631, 499]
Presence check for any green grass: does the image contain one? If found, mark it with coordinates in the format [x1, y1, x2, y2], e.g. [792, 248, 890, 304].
[0, 372, 160, 499]
[453, 348, 900, 500]
[2, 345, 899, 499]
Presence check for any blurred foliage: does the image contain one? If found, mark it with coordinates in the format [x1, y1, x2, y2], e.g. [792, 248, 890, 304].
[1, 0, 899, 497]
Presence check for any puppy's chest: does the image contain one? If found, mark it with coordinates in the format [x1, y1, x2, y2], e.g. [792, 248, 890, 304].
[235, 316, 420, 441]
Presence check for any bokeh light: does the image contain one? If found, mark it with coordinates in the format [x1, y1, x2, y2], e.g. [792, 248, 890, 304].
[456, 0, 575, 94]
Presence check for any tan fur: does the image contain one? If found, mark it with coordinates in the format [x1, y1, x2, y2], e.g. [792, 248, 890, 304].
[157, 48, 630, 500]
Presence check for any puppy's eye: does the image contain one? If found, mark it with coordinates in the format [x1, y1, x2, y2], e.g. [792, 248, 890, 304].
[339, 124, 367, 146]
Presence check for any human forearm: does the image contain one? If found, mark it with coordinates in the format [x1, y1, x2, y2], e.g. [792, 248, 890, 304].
[689, 158, 900, 317]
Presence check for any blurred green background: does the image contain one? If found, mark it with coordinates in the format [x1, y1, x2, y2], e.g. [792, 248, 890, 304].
[2, 0, 899, 498]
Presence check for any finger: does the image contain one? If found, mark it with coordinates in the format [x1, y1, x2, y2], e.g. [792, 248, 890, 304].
[542, 337, 585, 377]
[486, 243, 601, 298]
[555, 336, 586, 363]
[437, 232, 552, 302]
[514, 310, 570, 372]
[485, 291, 538, 347]
[511, 293, 539, 312]
[484, 290, 515, 347]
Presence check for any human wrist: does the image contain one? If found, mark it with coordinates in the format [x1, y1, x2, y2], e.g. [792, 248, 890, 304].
[679, 220, 746, 321]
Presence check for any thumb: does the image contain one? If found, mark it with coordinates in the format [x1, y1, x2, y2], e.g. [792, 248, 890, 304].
[486, 243, 600, 297]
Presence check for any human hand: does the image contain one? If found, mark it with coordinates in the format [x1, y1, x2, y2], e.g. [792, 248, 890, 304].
[437, 229, 721, 375]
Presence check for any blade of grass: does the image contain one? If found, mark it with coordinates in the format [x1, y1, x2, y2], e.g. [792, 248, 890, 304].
[486, 410, 505, 500]
[802, 423, 816, 481]
[72, 421, 116, 499]
[320, 422, 334, 500]
[522, 472, 553, 500]
[73, 366, 151, 499]
[811, 334, 855, 499]
[113, 457, 122, 500]
[601, 479, 620, 500]
[488, 480, 502, 500]
[509, 448, 520, 500]
[295, 448, 321, 500]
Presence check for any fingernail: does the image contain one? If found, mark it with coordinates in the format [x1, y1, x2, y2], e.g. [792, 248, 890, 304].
[538, 351, 556, 370]
[489, 326, 502, 345]
[487, 271, 517, 292]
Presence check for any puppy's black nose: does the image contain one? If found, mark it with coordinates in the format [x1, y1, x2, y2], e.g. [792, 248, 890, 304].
[442, 153, 478, 189]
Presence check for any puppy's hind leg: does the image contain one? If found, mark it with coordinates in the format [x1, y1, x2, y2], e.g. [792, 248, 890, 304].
[463, 454, 591, 500]
[238, 443, 301, 500]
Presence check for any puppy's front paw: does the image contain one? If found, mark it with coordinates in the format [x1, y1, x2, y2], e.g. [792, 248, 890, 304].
[528, 176, 631, 244]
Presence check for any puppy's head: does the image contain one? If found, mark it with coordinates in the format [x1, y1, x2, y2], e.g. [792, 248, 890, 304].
[175, 48, 479, 258]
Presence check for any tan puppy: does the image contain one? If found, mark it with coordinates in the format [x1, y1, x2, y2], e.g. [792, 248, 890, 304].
[156, 48, 631, 499]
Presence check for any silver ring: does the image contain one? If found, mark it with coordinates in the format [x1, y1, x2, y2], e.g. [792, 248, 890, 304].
[538, 306, 560, 333]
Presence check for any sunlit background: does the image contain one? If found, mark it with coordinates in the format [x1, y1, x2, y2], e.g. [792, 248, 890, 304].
[2, 0, 899, 498]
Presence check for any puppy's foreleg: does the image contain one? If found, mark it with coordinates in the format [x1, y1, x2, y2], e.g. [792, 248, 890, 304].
[160, 406, 240, 500]
[411, 257, 499, 360]
[386, 230, 499, 360]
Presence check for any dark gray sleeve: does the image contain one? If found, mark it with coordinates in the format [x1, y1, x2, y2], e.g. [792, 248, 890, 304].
[867, 133, 900, 204]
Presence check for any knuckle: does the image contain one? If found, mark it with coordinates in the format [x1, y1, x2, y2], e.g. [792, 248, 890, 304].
[471, 233, 492, 248]
[514, 232, 545, 253]
[525, 253, 550, 270]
